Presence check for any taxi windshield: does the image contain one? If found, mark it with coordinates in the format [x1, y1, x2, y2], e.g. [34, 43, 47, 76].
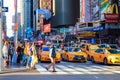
[73, 48, 80, 52]
[107, 49, 120, 54]
[89, 45, 99, 50]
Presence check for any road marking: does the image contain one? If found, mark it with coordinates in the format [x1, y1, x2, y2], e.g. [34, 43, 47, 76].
[34, 64, 120, 75]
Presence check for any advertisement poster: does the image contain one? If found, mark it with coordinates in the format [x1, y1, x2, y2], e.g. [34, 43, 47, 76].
[44, 24, 51, 33]
[100, 0, 108, 20]
[40, 0, 52, 19]
[40, 0, 52, 10]
[80, 0, 86, 23]
[92, 0, 99, 21]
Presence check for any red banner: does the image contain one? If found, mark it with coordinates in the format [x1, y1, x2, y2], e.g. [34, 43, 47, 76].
[44, 24, 51, 33]
[104, 13, 119, 23]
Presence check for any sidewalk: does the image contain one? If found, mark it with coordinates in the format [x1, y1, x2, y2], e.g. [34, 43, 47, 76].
[0, 64, 27, 74]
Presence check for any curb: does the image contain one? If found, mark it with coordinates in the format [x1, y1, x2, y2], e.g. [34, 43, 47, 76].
[0, 68, 27, 74]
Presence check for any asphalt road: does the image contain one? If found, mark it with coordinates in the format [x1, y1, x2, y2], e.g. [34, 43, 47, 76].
[0, 61, 120, 80]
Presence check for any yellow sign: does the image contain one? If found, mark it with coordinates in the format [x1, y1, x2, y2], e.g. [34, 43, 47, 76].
[78, 32, 96, 37]
[105, 3, 118, 14]
[52, 0, 56, 16]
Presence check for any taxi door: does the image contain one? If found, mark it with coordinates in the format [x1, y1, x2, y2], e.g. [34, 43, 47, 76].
[94, 49, 103, 62]
[97, 49, 105, 63]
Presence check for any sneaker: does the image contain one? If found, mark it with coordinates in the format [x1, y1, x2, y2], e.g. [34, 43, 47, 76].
[52, 70, 57, 72]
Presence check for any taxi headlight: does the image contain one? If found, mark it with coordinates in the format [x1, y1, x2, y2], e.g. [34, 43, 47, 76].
[108, 56, 114, 59]
[108, 56, 115, 62]
[57, 53, 61, 57]
[84, 54, 87, 58]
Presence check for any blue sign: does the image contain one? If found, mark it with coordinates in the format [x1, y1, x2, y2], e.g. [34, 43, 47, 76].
[2, 7, 8, 12]
[93, 26, 104, 31]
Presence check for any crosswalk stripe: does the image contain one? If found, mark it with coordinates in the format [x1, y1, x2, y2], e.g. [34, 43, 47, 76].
[35, 64, 120, 75]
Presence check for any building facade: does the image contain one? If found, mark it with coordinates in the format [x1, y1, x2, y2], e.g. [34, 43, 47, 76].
[33, 0, 39, 31]
[20, 0, 24, 38]
[24, 0, 31, 32]
[78, 0, 120, 44]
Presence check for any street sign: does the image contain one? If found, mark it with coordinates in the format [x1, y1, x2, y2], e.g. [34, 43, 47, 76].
[2, 7, 8, 12]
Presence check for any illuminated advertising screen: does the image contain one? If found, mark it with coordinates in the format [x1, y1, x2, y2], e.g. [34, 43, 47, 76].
[40, 0, 52, 19]
[92, 0, 99, 21]
[40, 0, 52, 10]
[100, 0, 109, 20]
[80, 0, 86, 23]
[44, 24, 51, 33]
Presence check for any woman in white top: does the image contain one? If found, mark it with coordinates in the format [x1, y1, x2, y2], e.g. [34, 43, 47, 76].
[2, 41, 8, 67]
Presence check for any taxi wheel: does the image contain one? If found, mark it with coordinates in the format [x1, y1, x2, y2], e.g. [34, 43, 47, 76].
[66, 56, 69, 62]
[91, 57, 95, 63]
[104, 58, 108, 65]
[61, 55, 64, 61]
[87, 55, 91, 61]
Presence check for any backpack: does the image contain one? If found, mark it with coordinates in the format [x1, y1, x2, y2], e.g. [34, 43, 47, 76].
[51, 48, 56, 58]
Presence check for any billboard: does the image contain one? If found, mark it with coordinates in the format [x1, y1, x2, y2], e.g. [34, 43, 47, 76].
[100, 0, 109, 20]
[92, 0, 99, 21]
[80, 0, 86, 23]
[44, 24, 51, 33]
[39, 0, 52, 19]
[104, 3, 119, 23]
[40, 0, 52, 10]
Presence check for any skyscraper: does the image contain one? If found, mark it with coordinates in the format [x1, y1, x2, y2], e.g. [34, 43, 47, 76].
[20, 0, 24, 37]
[33, 0, 39, 31]
[24, 0, 31, 31]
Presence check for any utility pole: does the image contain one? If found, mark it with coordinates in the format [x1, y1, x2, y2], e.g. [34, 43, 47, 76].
[12, 0, 18, 64]
[0, 0, 4, 71]
[14, 0, 18, 48]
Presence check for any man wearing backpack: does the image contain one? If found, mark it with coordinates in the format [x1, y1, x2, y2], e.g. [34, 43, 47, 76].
[46, 45, 56, 72]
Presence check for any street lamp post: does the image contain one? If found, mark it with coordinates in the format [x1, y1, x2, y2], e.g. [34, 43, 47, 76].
[12, 0, 18, 64]
[0, 0, 4, 71]
[14, 0, 18, 47]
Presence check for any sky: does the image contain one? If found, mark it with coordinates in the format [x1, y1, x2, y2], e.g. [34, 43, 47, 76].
[4, 0, 20, 37]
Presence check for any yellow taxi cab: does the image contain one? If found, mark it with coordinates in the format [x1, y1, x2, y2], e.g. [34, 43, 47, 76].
[91, 48, 120, 65]
[61, 47, 87, 62]
[82, 44, 99, 61]
[38, 46, 61, 63]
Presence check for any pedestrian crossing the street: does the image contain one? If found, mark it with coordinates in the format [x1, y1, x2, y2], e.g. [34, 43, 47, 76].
[35, 63, 120, 75]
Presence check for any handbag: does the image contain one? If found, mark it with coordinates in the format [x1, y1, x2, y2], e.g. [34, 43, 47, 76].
[34, 55, 38, 64]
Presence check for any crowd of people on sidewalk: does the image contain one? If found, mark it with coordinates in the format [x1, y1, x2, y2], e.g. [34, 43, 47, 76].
[2, 40, 57, 72]
[2, 40, 38, 70]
